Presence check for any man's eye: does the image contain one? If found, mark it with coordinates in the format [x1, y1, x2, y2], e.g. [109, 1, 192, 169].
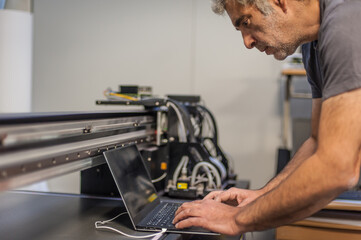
[242, 19, 249, 26]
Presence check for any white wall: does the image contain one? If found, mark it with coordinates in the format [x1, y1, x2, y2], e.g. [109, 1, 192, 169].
[32, 0, 283, 192]
[193, 1, 283, 189]
[0, 10, 32, 113]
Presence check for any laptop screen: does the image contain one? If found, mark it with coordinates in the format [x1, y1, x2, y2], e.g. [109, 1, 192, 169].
[104, 144, 160, 224]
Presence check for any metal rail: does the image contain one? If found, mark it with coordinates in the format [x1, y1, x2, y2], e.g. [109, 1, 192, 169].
[0, 111, 157, 191]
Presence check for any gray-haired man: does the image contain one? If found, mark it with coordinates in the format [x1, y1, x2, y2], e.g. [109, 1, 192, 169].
[173, 0, 361, 235]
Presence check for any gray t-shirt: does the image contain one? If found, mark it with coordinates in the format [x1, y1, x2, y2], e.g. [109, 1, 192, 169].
[302, 0, 361, 100]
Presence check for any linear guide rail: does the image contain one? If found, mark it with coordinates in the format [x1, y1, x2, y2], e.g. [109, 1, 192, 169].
[0, 111, 157, 191]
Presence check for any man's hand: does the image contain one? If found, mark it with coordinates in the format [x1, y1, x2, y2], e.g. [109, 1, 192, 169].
[173, 199, 243, 235]
[204, 187, 264, 207]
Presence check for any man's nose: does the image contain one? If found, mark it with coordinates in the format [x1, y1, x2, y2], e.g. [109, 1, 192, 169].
[242, 33, 256, 49]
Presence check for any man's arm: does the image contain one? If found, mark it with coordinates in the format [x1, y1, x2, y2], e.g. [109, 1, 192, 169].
[205, 99, 322, 206]
[262, 98, 322, 192]
[174, 89, 361, 235]
[234, 90, 361, 231]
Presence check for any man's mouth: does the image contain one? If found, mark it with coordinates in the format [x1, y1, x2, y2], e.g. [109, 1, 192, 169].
[260, 46, 267, 52]
[258, 45, 274, 55]
[265, 47, 273, 55]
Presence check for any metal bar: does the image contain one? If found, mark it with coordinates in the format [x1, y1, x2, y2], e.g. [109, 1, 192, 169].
[0, 154, 105, 191]
[0, 133, 155, 191]
[0, 111, 158, 192]
[156, 111, 162, 146]
[1, 115, 154, 147]
[283, 75, 292, 148]
[0, 129, 153, 168]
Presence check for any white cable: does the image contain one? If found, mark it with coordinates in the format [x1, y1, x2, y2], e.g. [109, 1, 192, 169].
[209, 156, 227, 181]
[181, 156, 189, 176]
[167, 102, 187, 142]
[95, 212, 167, 239]
[203, 165, 216, 188]
[191, 162, 221, 188]
[172, 156, 188, 185]
[193, 176, 210, 186]
[190, 163, 213, 188]
[206, 162, 222, 188]
[204, 110, 215, 138]
[190, 116, 200, 136]
[197, 106, 215, 139]
[151, 172, 167, 183]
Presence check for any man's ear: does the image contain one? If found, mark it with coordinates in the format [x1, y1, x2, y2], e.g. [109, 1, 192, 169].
[272, 0, 288, 13]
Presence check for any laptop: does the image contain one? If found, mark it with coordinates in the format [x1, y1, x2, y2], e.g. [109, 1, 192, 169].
[103, 144, 219, 235]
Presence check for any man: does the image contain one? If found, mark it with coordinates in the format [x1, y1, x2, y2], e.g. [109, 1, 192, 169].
[173, 0, 361, 235]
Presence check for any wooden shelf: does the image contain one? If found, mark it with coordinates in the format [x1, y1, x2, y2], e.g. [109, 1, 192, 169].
[324, 200, 361, 212]
[276, 225, 361, 240]
[282, 69, 306, 76]
[276, 200, 361, 240]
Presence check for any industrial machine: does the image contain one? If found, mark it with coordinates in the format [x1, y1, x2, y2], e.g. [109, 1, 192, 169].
[0, 91, 237, 199]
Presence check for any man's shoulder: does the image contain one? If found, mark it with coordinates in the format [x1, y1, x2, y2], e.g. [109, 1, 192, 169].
[320, 0, 361, 30]
[318, 0, 361, 100]
[319, 0, 361, 52]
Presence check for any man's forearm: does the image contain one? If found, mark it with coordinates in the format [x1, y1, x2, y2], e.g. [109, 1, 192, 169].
[261, 136, 318, 193]
[235, 151, 349, 232]
[234, 93, 361, 233]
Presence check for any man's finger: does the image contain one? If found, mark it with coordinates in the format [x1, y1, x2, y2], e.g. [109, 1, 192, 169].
[203, 190, 223, 200]
[175, 217, 204, 229]
[214, 191, 233, 202]
[175, 200, 201, 215]
[173, 205, 201, 224]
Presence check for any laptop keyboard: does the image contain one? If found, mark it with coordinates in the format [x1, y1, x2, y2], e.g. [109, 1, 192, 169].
[146, 202, 181, 228]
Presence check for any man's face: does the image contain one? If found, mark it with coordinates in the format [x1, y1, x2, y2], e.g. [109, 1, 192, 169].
[225, 0, 301, 60]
